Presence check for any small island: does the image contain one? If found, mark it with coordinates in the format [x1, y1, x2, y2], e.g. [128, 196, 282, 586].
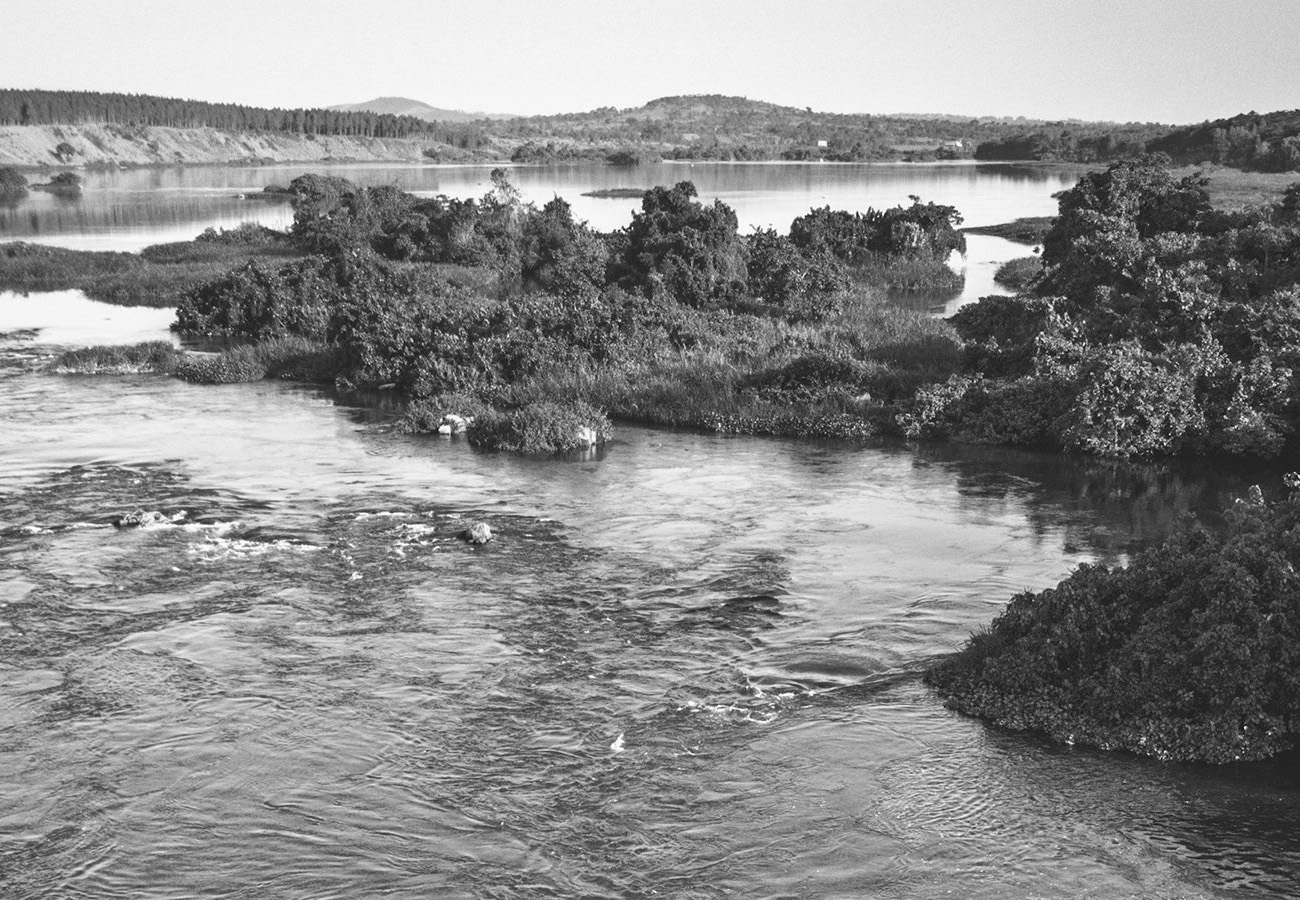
[581, 188, 647, 198]
[30, 171, 82, 196]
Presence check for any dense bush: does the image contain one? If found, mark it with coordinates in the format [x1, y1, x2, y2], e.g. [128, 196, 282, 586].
[790, 198, 966, 264]
[613, 181, 748, 308]
[1047, 340, 1205, 457]
[928, 480, 1300, 763]
[174, 256, 340, 339]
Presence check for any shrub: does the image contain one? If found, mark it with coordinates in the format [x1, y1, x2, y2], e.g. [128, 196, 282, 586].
[1050, 341, 1204, 457]
[949, 294, 1062, 377]
[174, 256, 340, 339]
[745, 229, 850, 321]
[195, 222, 285, 245]
[0, 166, 27, 196]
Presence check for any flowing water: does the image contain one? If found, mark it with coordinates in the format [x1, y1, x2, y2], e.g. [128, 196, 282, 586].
[3, 164, 1299, 899]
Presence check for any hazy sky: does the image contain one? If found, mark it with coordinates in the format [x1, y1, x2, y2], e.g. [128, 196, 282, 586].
[5, 0, 1297, 124]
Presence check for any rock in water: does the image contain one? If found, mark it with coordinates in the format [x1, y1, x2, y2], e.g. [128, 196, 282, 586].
[458, 522, 493, 545]
[113, 509, 168, 528]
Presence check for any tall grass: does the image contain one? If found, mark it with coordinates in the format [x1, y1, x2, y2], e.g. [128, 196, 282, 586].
[847, 255, 964, 292]
[172, 336, 344, 384]
[48, 341, 179, 375]
[992, 256, 1043, 291]
[0, 231, 301, 308]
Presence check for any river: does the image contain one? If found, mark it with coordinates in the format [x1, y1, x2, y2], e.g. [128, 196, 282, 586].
[2, 163, 1299, 899]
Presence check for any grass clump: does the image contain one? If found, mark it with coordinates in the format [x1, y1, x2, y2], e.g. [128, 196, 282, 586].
[848, 255, 964, 292]
[928, 481, 1300, 763]
[992, 256, 1043, 291]
[468, 400, 612, 454]
[48, 341, 178, 374]
[173, 337, 343, 385]
[172, 349, 267, 384]
[962, 216, 1056, 245]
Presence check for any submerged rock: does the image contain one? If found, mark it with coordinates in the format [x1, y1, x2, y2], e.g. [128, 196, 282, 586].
[457, 522, 493, 545]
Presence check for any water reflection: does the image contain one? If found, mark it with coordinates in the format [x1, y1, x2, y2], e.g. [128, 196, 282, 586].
[913, 440, 1281, 561]
[0, 160, 1078, 250]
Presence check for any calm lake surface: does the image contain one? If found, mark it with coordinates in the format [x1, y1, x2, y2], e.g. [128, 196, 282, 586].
[3, 163, 1299, 899]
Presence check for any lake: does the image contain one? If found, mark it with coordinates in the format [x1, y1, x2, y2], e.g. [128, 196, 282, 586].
[0, 160, 1077, 313]
[2, 162, 1298, 899]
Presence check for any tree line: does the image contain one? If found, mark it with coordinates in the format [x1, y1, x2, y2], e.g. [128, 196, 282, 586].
[0, 89, 488, 147]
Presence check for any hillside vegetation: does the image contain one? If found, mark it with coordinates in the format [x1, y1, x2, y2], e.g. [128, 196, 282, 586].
[3, 87, 1297, 173]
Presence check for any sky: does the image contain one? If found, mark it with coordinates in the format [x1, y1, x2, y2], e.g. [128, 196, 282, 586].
[4, 0, 1298, 124]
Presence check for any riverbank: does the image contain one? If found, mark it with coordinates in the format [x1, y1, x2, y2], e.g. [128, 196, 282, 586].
[0, 124, 498, 168]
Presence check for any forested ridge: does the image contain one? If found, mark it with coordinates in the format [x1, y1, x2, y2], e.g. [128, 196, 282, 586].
[0, 89, 487, 147]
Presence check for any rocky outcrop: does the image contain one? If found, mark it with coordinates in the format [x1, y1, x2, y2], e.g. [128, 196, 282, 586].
[457, 522, 494, 545]
[113, 509, 170, 528]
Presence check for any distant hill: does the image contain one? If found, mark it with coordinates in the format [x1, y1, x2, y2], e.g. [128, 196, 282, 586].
[490, 93, 1085, 163]
[330, 96, 509, 123]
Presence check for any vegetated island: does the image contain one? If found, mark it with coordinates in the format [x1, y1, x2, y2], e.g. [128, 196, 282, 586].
[581, 188, 648, 199]
[928, 479, 1300, 763]
[962, 216, 1056, 245]
[18, 156, 1300, 762]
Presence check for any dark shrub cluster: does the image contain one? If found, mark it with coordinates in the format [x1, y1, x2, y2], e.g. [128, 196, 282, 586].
[924, 156, 1300, 459]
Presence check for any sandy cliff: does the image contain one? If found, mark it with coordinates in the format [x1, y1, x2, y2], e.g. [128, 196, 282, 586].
[0, 124, 467, 167]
